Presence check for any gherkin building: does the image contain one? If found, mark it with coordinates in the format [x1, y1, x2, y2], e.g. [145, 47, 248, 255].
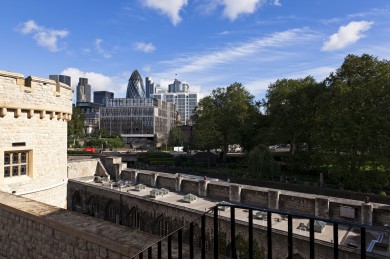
[126, 69, 146, 98]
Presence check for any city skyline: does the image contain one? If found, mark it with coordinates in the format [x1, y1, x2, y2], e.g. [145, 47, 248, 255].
[0, 1, 389, 101]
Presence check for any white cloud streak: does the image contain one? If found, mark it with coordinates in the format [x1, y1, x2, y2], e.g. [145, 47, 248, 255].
[321, 20, 374, 51]
[95, 38, 112, 58]
[17, 20, 69, 52]
[162, 28, 312, 75]
[142, 0, 188, 25]
[134, 42, 156, 53]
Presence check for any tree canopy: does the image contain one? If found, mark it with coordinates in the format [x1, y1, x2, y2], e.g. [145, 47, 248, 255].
[191, 82, 261, 161]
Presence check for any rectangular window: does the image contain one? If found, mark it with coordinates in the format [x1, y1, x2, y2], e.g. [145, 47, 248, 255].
[3, 151, 30, 178]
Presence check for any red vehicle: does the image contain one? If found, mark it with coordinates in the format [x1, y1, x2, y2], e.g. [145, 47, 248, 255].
[83, 147, 95, 153]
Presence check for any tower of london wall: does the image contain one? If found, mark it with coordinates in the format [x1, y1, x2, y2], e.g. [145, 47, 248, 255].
[0, 70, 73, 207]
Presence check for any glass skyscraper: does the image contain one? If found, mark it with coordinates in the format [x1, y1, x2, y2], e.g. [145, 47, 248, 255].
[76, 77, 92, 103]
[49, 74, 71, 87]
[126, 70, 145, 99]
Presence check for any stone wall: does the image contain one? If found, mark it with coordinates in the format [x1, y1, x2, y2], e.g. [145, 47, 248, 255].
[373, 206, 390, 226]
[241, 187, 268, 206]
[122, 169, 387, 226]
[67, 158, 108, 179]
[0, 191, 161, 259]
[0, 71, 72, 208]
[68, 180, 377, 259]
[207, 182, 230, 200]
[181, 179, 199, 194]
[156, 174, 176, 191]
[279, 194, 316, 214]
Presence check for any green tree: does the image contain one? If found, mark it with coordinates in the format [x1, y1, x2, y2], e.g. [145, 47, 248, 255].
[207, 83, 258, 162]
[192, 96, 222, 167]
[247, 144, 280, 179]
[263, 76, 324, 171]
[168, 126, 183, 147]
[67, 107, 85, 147]
[318, 54, 390, 187]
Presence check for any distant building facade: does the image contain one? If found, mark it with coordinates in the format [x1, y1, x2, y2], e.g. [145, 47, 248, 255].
[76, 102, 102, 134]
[168, 79, 189, 93]
[145, 77, 156, 98]
[76, 77, 92, 103]
[49, 74, 71, 87]
[94, 91, 114, 105]
[100, 98, 175, 148]
[126, 70, 145, 99]
[152, 92, 200, 125]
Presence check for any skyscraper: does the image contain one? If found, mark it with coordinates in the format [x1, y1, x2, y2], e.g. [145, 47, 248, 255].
[94, 91, 114, 105]
[152, 79, 200, 125]
[49, 74, 71, 86]
[145, 77, 156, 98]
[126, 70, 145, 99]
[76, 77, 92, 103]
[168, 79, 189, 93]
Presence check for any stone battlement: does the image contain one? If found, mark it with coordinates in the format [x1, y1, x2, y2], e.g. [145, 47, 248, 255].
[0, 70, 72, 207]
[0, 70, 73, 120]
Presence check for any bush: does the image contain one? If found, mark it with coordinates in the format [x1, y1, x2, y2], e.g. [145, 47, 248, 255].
[379, 191, 387, 197]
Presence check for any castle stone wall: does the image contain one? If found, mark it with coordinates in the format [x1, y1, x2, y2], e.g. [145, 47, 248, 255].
[0, 71, 72, 208]
[0, 191, 161, 259]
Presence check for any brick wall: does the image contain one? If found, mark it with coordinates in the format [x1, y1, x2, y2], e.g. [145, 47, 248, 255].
[156, 175, 176, 191]
[207, 182, 230, 200]
[241, 188, 268, 206]
[279, 194, 316, 214]
[181, 179, 199, 194]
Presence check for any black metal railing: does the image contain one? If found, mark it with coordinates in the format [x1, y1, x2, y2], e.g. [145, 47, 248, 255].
[132, 203, 389, 259]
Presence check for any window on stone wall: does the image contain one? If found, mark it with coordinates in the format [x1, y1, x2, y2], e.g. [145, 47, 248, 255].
[3, 151, 31, 178]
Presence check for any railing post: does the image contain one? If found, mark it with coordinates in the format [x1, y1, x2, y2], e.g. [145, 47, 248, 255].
[267, 211, 272, 259]
[231, 206, 236, 259]
[309, 218, 314, 259]
[148, 247, 152, 259]
[158, 241, 162, 259]
[190, 222, 194, 259]
[288, 215, 293, 259]
[178, 229, 183, 259]
[361, 226, 366, 259]
[248, 208, 253, 259]
[168, 235, 172, 259]
[333, 223, 338, 259]
[214, 206, 219, 259]
[201, 214, 206, 259]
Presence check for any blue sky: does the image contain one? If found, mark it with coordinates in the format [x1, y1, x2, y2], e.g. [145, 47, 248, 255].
[1, 0, 390, 102]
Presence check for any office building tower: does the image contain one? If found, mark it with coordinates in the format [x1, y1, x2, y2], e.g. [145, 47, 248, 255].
[94, 91, 114, 105]
[100, 98, 175, 148]
[145, 77, 156, 98]
[76, 78, 92, 103]
[168, 79, 189, 93]
[49, 74, 71, 86]
[126, 70, 145, 99]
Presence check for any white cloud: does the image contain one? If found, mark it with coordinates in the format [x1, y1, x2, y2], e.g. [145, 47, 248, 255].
[95, 38, 113, 58]
[274, 0, 281, 6]
[60, 68, 127, 101]
[221, 0, 261, 20]
[17, 20, 69, 52]
[321, 20, 374, 51]
[134, 42, 156, 53]
[162, 28, 312, 75]
[143, 0, 188, 25]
